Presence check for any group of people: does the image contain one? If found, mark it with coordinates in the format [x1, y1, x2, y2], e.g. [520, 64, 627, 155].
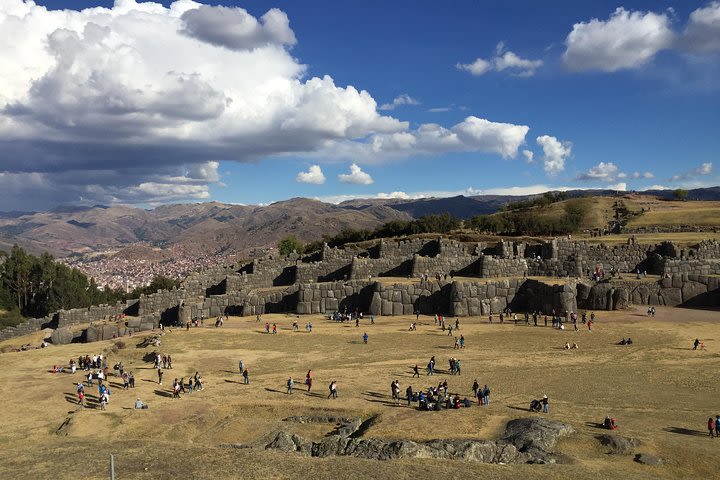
[171, 372, 204, 398]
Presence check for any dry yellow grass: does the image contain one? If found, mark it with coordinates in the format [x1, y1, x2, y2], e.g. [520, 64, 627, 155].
[1, 307, 719, 479]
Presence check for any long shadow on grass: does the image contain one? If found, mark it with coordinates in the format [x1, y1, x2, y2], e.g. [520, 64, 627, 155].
[663, 426, 706, 437]
[224, 379, 242, 384]
[506, 405, 531, 412]
[264, 387, 285, 394]
[154, 389, 173, 398]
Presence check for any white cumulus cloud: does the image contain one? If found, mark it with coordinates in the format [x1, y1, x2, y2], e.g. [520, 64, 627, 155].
[671, 162, 714, 181]
[379, 94, 420, 111]
[457, 43, 543, 77]
[563, 8, 674, 72]
[537, 135, 572, 176]
[563, 4, 720, 72]
[338, 163, 374, 185]
[0, 0, 540, 210]
[296, 165, 326, 184]
[522, 149, 534, 163]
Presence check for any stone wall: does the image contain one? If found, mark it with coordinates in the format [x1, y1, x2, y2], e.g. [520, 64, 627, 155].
[478, 256, 528, 278]
[662, 259, 720, 276]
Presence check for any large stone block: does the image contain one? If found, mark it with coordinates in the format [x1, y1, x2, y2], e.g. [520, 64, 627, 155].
[681, 281, 707, 303]
[612, 288, 629, 310]
[659, 288, 682, 306]
[392, 302, 403, 316]
[369, 293, 381, 316]
[326, 298, 339, 312]
[382, 300, 393, 315]
[51, 327, 74, 345]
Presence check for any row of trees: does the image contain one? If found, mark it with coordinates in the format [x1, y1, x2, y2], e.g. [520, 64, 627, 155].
[466, 199, 589, 235]
[0, 245, 180, 328]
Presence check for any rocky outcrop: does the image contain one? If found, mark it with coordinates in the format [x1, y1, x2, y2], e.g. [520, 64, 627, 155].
[262, 417, 573, 465]
[634, 453, 663, 465]
[50, 327, 76, 345]
[596, 434, 640, 455]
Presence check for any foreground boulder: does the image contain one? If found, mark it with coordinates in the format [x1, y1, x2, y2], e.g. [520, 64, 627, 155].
[596, 434, 640, 455]
[262, 417, 573, 465]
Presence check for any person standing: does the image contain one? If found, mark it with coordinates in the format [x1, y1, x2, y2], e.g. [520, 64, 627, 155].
[472, 380, 479, 398]
[243, 368, 249, 384]
[454, 337, 460, 349]
[239, 360, 244, 374]
[715, 416, 720, 438]
[693, 338, 700, 350]
[542, 394, 549, 413]
[362, 332, 368, 344]
[483, 385, 490, 405]
[157, 368, 163, 385]
[286, 377, 294, 394]
[306, 370, 313, 392]
[406, 385, 414, 406]
[460, 335, 465, 349]
[708, 417, 716, 438]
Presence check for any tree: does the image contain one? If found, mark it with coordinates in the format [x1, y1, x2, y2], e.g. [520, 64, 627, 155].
[277, 235, 304, 256]
[673, 189, 688, 201]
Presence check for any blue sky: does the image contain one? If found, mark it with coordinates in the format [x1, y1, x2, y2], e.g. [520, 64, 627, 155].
[0, 0, 718, 209]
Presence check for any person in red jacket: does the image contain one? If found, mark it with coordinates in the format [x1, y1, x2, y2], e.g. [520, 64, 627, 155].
[708, 417, 716, 438]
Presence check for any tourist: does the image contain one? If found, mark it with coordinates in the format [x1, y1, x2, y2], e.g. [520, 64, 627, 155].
[482, 385, 490, 405]
[306, 370, 313, 391]
[715, 416, 720, 438]
[172, 379, 180, 398]
[564, 342, 570, 350]
[272, 323, 277, 334]
[454, 337, 459, 349]
[239, 359, 244, 374]
[472, 379, 479, 398]
[328, 380, 338, 399]
[602, 416, 617, 430]
[708, 417, 716, 437]
[167, 355, 172, 369]
[448, 325, 453, 336]
[406, 385, 414, 406]
[100, 392, 108, 410]
[693, 338, 700, 350]
[455, 318, 460, 330]
[265, 322, 270, 333]
[542, 394, 549, 413]
[243, 368, 249, 384]
[412, 364, 420, 378]
[286, 377, 294, 394]
[128, 371, 135, 388]
[460, 335, 465, 349]
[571, 343, 578, 349]
[157, 368, 163, 385]
[135, 398, 148, 409]
[363, 332, 368, 344]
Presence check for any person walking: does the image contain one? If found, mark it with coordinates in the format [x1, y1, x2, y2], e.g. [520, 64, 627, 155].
[460, 335, 465, 349]
[157, 368, 163, 385]
[328, 381, 338, 399]
[693, 338, 700, 350]
[406, 385, 414, 406]
[286, 377, 294, 394]
[715, 416, 720, 438]
[306, 371, 313, 392]
[362, 332, 368, 344]
[412, 364, 420, 378]
[454, 337, 460, 349]
[242, 368, 249, 384]
[239, 359, 244, 374]
[483, 385, 490, 405]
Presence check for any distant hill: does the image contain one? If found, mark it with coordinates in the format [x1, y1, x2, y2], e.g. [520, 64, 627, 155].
[0, 186, 718, 261]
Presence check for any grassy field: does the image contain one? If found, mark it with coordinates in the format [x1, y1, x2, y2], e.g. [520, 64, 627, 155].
[1, 307, 719, 479]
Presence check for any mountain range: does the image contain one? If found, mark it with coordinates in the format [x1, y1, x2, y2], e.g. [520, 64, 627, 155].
[1, 187, 719, 260]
